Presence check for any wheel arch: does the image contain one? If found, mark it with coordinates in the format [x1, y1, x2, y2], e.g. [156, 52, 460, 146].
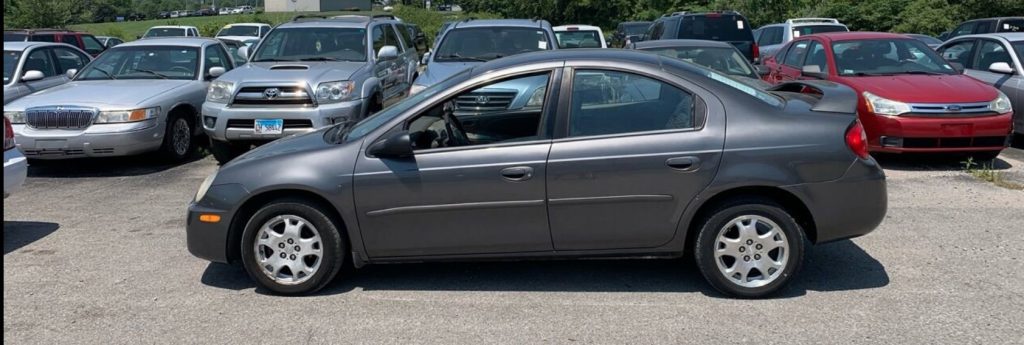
[226, 188, 351, 263]
[684, 186, 818, 250]
[167, 102, 200, 132]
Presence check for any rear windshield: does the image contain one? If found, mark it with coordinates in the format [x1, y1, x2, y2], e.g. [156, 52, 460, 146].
[145, 28, 187, 38]
[555, 30, 602, 48]
[4, 50, 20, 85]
[622, 23, 650, 35]
[644, 46, 756, 79]
[435, 27, 550, 62]
[678, 15, 753, 42]
[792, 25, 848, 38]
[998, 19, 1023, 33]
[4, 33, 27, 41]
[217, 25, 260, 37]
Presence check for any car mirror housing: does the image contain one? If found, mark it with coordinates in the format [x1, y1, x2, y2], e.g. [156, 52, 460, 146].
[238, 46, 250, 60]
[65, 69, 78, 79]
[21, 70, 45, 82]
[988, 62, 1015, 75]
[208, 66, 226, 79]
[755, 65, 770, 76]
[421, 51, 431, 65]
[801, 65, 826, 79]
[378, 45, 399, 61]
[368, 130, 413, 158]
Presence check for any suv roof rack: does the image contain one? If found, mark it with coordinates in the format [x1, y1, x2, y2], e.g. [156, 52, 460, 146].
[786, 18, 841, 25]
[372, 14, 399, 21]
[292, 15, 330, 22]
[669, 10, 741, 17]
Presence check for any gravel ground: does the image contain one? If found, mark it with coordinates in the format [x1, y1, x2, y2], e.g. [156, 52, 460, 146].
[4, 149, 1023, 344]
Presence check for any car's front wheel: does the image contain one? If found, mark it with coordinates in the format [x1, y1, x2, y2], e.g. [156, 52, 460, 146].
[161, 115, 196, 161]
[240, 199, 347, 295]
[694, 198, 805, 298]
[209, 139, 248, 165]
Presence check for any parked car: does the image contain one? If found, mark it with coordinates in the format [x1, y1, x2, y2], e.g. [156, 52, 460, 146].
[186, 49, 887, 297]
[404, 23, 429, 56]
[158, 11, 171, 19]
[4, 116, 27, 198]
[755, 18, 849, 59]
[611, 21, 652, 48]
[169, 11, 180, 18]
[217, 38, 248, 65]
[219, 7, 232, 15]
[763, 32, 1013, 158]
[643, 11, 759, 63]
[412, 19, 557, 93]
[937, 33, 1024, 137]
[95, 36, 124, 48]
[940, 17, 1024, 41]
[903, 33, 943, 50]
[197, 8, 218, 16]
[142, 26, 201, 39]
[233, 6, 255, 14]
[4, 42, 92, 104]
[202, 15, 418, 164]
[4, 29, 107, 57]
[215, 23, 272, 41]
[553, 25, 607, 49]
[629, 39, 770, 88]
[5, 38, 235, 160]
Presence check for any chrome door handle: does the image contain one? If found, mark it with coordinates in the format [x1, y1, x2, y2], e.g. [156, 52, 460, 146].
[500, 166, 534, 181]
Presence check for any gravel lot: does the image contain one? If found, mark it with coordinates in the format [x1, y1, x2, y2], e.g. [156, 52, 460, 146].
[5, 148, 1024, 344]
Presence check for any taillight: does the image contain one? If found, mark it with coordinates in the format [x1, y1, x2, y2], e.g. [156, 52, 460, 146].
[752, 43, 760, 63]
[4, 116, 15, 151]
[845, 120, 869, 159]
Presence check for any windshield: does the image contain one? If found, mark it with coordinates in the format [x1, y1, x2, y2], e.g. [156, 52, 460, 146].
[907, 34, 942, 45]
[555, 30, 602, 48]
[679, 15, 752, 41]
[623, 23, 650, 35]
[4, 51, 20, 85]
[145, 28, 187, 38]
[832, 39, 956, 76]
[217, 25, 260, 37]
[792, 25, 847, 38]
[4, 33, 27, 41]
[76, 46, 199, 80]
[1013, 41, 1024, 64]
[336, 69, 474, 143]
[644, 46, 756, 78]
[435, 27, 550, 62]
[252, 27, 367, 62]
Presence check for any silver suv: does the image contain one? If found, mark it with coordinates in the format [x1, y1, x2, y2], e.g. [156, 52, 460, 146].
[754, 18, 848, 59]
[203, 15, 419, 164]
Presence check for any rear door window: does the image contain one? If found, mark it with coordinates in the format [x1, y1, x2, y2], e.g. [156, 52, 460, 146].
[758, 27, 783, 46]
[678, 15, 752, 41]
[60, 35, 79, 47]
[998, 19, 1023, 33]
[82, 35, 105, 55]
[32, 34, 57, 42]
[973, 40, 1012, 70]
[23, 48, 57, 77]
[569, 70, 697, 137]
[52, 47, 89, 74]
[951, 22, 977, 38]
[783, 40, 810, 67]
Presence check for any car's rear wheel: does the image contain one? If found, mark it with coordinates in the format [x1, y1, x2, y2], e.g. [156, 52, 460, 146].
[209, 139, 248, 165]
[694, 198, 805, 298]
[161, 115, 195, 161]
[240, 199, 346, 295]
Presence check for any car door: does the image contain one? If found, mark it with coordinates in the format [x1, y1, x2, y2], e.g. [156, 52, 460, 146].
[966, 39, 1024, 129]
[385, 24, 411, 99]
[777, 39, 810, 82]
[352, 70, 560, 257]
[20, 47, 65, 93]
[938, 39, 978, 70]
[545, 66, 724, 250]
[370, 25, 396, 102]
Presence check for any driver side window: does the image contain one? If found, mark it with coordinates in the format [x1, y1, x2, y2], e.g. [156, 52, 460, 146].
[405, 73, 551, 151]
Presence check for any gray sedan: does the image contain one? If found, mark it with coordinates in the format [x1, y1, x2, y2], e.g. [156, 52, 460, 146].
[937, 33, 1024, 136]
[628, 39, 772, 88]
[5, 38, 235, 160]
[186, 50, 887, 298]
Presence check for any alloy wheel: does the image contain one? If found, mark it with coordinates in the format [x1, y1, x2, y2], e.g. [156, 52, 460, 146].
[713, 215, 789, 288]
[253, 215, 323, 285]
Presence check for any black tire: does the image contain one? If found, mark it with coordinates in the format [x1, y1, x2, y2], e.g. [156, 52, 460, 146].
[240, 199, 347, 295]
[694, 197, 805, 298]
[969, 150, 1001, 162]
[366, 93, 383, 118]
[161, 114, 196, 161]
[209, 139, 248, 165]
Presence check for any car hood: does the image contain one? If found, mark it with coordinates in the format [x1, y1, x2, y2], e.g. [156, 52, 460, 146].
[415, 61, 481, 86]
[216, 35, 259, 41]
[836, 74, 999, 103]
[6, 79, 191, 109]
[224, 128, 337, 169]
[219, 61, 367, 85]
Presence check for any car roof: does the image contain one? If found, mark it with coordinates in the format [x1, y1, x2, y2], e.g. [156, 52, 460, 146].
[3, 41, 75, 51]
[149, 26, 197, 29]
[554, 25, 602, 31]
[808, 31, 911, 41]
[471, 49, 665, 76]
[223, 23, 269, 27]
[120, 37, 219, 47]
[632, 39, 734, 50]
[963, 17, 1024, 23]
[277, 16, 401, 29]
[955, 32, 1024, 42]
[452, 19, 552, 30]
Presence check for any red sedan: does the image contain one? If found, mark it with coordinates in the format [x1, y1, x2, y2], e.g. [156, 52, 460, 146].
[763, 32, 1013, 158]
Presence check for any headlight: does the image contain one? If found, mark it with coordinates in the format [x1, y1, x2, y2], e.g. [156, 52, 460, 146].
[989, 91, 1013, 114]
[315, 81, 355, 103]
[207, 80, 235, 103]
[526, 86, 547, 107]
[4, 111, 25, 124]
[409, 84, 427, 95]
[94, 107, 160, 123]
[195, 171, 217, 202]
[863, 91, 911, 116]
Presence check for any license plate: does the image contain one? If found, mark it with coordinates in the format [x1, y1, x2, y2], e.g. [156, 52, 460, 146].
[254, 119, 284, 135]
[36, 139, 68, 149]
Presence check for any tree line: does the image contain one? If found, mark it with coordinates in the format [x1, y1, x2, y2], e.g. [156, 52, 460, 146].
[5, 0, 262, 28]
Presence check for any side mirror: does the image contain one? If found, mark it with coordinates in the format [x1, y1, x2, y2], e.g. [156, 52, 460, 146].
[367, 130, 413, 158]
[801, 65, 827, 79]
[65, 69, 78, 79]
[21, 70, 45, 82]
[378, 45, 399, 61]
[755, 65, 770, 76]
[421, 51, 431, 65]
[988, 62, 1015, 75]
[950, 62, 965, 74]
[625, 35, 641, 45]
[136, 35, 142, 40]
[938, 32, 950, 41]
[237, 46, 250, 59]
[207, 66, 226, 79]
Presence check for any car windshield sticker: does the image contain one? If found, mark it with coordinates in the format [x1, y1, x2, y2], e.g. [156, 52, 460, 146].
[737, 21, 744, 29]
[793, 31, 801, 38]
[843, 69, 854, 74]
[1005, 23, 1010, 30]
[539, 41, 548, 49]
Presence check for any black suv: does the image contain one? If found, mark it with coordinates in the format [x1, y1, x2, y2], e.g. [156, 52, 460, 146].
[940, 17, 1024, 41]
[642, 11, 758, 63]
[3, 29, 107, 57]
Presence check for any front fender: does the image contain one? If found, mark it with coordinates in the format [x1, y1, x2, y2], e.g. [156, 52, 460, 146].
[360, 77, 381, 100]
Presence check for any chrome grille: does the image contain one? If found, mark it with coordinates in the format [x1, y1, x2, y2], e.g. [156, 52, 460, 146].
[232, 86, 313, 107]
[25, 106, 97, 129]
[455, 91, 517, 111]
[905, 102, 992, 117]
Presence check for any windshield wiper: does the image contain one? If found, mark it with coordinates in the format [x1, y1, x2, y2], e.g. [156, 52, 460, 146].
[437, 53, 489, 62]
[90, 67, 117, 80]
[899, 70, 945, 75]
[298, 57, 340, 61]
[132, 69, 169, 79]
[849, 72, 891, 76]
[252, 58, 299, 62]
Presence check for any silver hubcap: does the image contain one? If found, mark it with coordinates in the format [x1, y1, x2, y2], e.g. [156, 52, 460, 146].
[254, 215, 323, 285]
[172, 119, 190, 155]
[714, 215, 789, 288]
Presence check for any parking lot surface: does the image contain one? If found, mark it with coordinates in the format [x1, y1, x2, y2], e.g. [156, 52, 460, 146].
[4, 150, 1024, 344]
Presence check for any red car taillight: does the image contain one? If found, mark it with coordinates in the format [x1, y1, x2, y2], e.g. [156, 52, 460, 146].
[752, 43, 760, 63]
[4, 116, 15, 151]
[846, 120, 869, 159]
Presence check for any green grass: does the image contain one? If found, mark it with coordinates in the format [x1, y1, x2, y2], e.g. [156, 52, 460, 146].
[69, 11, 381, 40]
[962, 157, 1024, 190]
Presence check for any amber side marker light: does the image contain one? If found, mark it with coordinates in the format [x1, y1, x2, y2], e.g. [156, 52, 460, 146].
[199, 214, 222, 223]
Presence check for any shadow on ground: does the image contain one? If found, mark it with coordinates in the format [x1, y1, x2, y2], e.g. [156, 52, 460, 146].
[4, 221, 60, 255]
[26, 151, 207, 178]
[201, 240, 888, 299]
[874, 152, 1012, 172]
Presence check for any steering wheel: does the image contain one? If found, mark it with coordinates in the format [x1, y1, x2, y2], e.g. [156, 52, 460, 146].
[170, 66, 192, 74]
[441, 101, 470, 147]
